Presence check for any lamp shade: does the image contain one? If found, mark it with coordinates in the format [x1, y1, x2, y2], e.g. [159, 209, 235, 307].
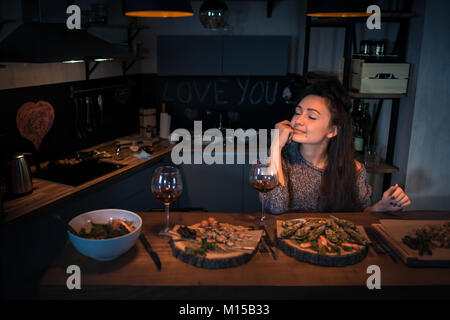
[306, 0, 374, 17]
[124, 0, 194, 18]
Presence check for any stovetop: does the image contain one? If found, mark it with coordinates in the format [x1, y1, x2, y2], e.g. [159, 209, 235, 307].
[34, 160, 125, 187]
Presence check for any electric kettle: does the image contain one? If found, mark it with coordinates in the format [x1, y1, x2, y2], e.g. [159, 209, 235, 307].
[9, 153, 33, 196]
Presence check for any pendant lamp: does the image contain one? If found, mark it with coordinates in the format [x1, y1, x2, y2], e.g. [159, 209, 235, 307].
[124, 0, 194, 18]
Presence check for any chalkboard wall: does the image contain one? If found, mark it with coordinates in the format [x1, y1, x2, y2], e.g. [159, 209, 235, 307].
[142, 75, 304, 131]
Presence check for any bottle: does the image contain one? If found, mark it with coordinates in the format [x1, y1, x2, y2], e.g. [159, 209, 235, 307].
[159, 103, 171, 139]
[352, 101, 371, 153]
[374, 40, 386, 63]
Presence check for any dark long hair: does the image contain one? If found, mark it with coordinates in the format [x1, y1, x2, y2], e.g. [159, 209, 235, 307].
[297, 78, 361, 212]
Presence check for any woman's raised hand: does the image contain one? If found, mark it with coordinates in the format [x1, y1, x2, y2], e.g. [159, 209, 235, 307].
[381, 184, 411, 211]
[274, 120, 294, 151]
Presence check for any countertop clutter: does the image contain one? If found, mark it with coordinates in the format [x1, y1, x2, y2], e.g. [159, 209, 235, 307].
[3, 135, 174, 223]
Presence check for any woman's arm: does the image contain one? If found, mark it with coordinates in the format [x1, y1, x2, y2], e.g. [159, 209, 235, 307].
[270, 120, 293, 187]
[260, 128, 292, 214]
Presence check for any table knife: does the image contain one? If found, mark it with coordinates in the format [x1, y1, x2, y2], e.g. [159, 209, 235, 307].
[259, 240, 269, 253]
[364, 226, 385, 255]
[366, 227, 398, 263]
[259, 226, 278, 260]
[139, 233, 162, 271]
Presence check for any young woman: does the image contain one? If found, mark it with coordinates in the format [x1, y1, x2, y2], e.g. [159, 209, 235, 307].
[264, 78, 411, 213]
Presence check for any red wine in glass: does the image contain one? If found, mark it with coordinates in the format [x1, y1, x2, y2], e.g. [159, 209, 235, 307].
[249, 163, 278, 223]
[251, 178, 277, 193]
[153, 188, 182, 204]
[151, 166, 183, 236]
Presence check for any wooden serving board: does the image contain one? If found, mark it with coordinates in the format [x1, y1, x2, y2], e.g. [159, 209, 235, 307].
[276, 219, 368, 267]
[373, 219, 450, 267]
[169, 224, 263, 269]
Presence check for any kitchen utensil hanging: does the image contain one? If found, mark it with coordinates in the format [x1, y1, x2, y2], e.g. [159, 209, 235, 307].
[74, 98, 83, 140]
[85, 96, 93, 134]
[97, 94, 104, 127]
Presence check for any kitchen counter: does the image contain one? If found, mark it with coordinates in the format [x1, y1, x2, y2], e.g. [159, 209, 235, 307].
[40, 211, 450, 300]
[3, 136, 174, 223]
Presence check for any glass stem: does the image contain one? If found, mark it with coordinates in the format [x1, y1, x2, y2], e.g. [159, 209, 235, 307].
[165, 203, 170, 230]
[261, 193, 265, 221]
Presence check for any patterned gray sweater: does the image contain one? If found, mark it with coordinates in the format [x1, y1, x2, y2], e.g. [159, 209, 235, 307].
[262, 142, 372, 214]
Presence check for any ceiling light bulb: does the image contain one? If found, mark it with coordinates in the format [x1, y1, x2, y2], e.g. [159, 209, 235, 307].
[199, 0, 228, 29]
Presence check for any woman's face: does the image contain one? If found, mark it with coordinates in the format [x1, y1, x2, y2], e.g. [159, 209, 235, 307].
[290, 95, 337, 145]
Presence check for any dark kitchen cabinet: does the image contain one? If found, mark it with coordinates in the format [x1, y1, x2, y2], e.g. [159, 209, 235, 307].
[157, 35, 289, 76]
[157, 35, 223, 76]
[222, 36, 289, 76]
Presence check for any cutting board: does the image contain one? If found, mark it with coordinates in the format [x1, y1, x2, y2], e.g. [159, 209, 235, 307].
[276, 219, 368, 267]
[373, 219, 450, 267]
[169, 224, 263, 269]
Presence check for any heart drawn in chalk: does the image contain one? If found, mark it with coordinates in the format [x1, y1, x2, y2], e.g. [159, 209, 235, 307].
[114, 87, 130, 104]
[16, 101, 55, 151]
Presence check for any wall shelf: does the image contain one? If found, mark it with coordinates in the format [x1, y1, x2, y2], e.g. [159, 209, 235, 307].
[354, 153, 399, 174]
[82, 22, 148, 79]
[348, 91, 407, 99]
[85, 23, 149, 30]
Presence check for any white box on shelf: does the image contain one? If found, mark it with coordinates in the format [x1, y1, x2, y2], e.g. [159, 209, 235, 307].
[351, 59, 410, 94]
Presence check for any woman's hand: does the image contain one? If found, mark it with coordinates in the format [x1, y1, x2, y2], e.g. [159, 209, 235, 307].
[380, 184, 411, 211]
[274, 120, 294, 151]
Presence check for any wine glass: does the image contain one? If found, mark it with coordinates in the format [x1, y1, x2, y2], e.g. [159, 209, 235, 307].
[151, 166, 183, 237]
[249, 161, 278, 224]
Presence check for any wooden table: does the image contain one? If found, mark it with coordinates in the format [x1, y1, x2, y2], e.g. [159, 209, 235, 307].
[40, 211, 450, 300]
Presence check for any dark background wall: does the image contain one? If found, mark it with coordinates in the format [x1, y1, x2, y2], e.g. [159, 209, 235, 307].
[401, 0, 450, 210]
[0, 74, 303, 162]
